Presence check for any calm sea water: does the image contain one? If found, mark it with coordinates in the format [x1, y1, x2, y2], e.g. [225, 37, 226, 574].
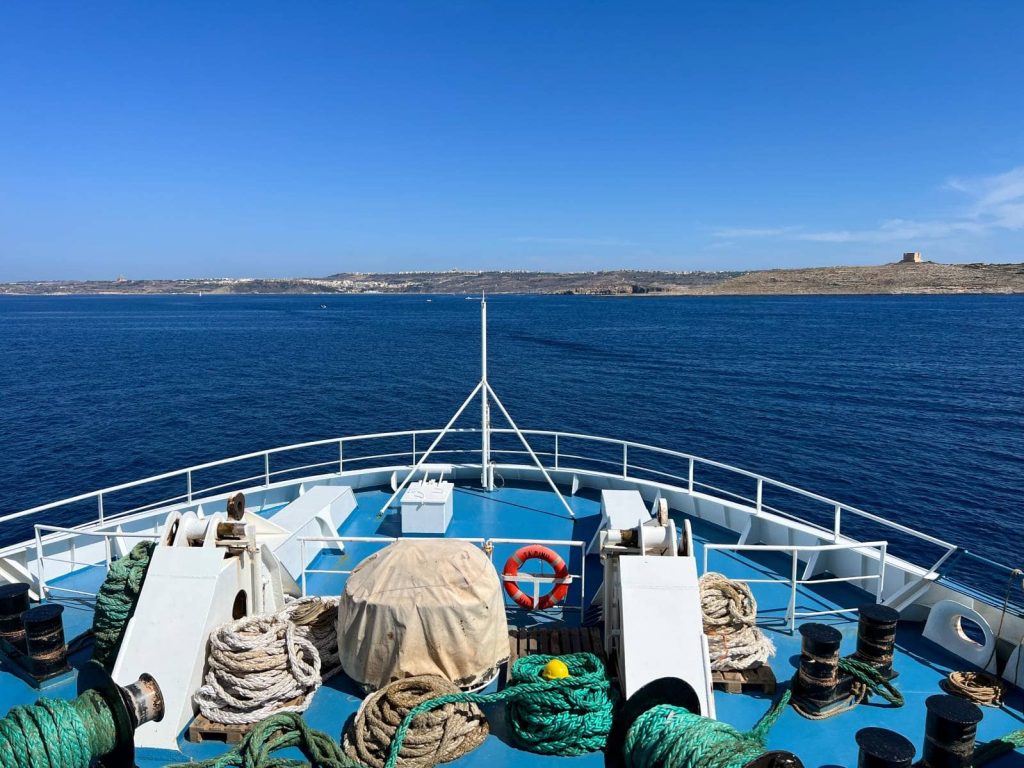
[1, 294, 1021, 583]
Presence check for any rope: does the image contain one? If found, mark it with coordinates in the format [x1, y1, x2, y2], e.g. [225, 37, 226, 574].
[194, 613, 323, 725]
[624, 688, 792, 768]
[343, 676, 487, 768]
[941, 671, 1004, 708]
[176, 652, 615, 768]
[944, 568, 1021, 710]
[790, 653, 904, 720]
[280, 597, 341, 675]
[169, 712, 362, 768]
[0, 691, 118, 768]
[974, 729, 1024, 766]
[91, 541, 155, 669]
[699, 572, 775, 671]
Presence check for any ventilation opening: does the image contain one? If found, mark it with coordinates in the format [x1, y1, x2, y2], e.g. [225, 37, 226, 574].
[957, 615, 986, 647]
[232, 590, 248, 619]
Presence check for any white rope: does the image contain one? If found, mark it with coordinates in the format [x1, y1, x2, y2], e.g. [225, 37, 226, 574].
[699, 572, 776, 671]
[194, 596, 340, 725]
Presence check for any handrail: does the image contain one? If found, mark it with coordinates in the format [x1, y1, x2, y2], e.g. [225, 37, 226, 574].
[703, 540, 889, 631]
[0, 426, 981, 578]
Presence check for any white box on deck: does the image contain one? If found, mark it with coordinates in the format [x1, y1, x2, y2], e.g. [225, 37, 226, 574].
[587, 490, 650, 554]
[401, 480, 454, 534]
[616, 555, 715, 718]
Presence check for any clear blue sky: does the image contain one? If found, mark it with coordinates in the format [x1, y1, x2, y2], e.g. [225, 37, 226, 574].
[2, 2, 1023, 280]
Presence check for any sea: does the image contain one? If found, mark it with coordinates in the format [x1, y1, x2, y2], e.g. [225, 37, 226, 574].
[1, 294, 1021, 591]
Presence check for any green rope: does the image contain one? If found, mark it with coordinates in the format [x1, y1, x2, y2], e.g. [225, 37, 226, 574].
[973, 729, 1024, 767]
[92, 541, 155, 669]
[171, 652, 616, 768]
[0, 691, 118, 768]
[838, 657, 904, 707]
[624, 688, 792, 768]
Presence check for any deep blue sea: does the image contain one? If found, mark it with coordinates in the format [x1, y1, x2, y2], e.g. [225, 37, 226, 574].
[1, 294, 1021, 586]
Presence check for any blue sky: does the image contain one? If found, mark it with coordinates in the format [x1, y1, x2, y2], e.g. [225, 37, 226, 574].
[2, 2, 1023, 280]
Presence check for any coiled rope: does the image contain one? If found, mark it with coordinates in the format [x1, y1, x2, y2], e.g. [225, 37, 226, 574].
[174, 652, 615, 768]
[624, 689, 792, 768]
[91, 540, 156, 669]
[280, 597, 342, 676]
[941, 670, 1004, 708]
[343, 676, 487, 768]
[699, 573, 775, 671]
[973, 728, 1024, 766]
[943, 568, 1020, 709]
[194, 612, 323, 725]
[0, 691, 117, 768]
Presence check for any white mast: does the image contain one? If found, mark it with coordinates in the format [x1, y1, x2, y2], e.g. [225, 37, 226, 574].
[481, 293, 494, 490]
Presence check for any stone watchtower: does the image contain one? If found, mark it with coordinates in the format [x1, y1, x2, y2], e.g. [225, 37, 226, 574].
[902, 252, 921, 263]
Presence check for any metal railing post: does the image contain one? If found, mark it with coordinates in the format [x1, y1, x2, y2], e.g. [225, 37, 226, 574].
[34, 526, 46, 600]
[554, 435, 560, 469]
[412, 433, 417, 464]
[264, 453, 271, 486]
[186, 471, 193, 503]
[97, 493, 105, 524]
[338, 440, 344, 473]
[688, 458, 694, 493]
[301, 539, 307, 597]
[756, 478, 763, 514]
[789, 550, 799, 632]
[833, 504, 842, 542]
[622, 444, 628, 478]
[877, 543, 887, 603]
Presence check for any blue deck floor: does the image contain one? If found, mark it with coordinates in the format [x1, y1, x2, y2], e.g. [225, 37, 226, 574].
[7, 480, 1024, 768]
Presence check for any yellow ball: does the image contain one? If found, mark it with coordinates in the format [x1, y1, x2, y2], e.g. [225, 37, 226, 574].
[540, 658, 571, 680]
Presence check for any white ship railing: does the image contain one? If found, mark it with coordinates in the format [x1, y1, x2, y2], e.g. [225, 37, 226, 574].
[703, 541, 888, 631]
[3, 426, 1005, 600]
[298, 535, 586, 614]
[32, 524, 161, 599]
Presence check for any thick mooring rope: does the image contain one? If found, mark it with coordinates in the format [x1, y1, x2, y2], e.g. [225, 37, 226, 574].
[175, 652, 615, 768]
[194, 613, 323, 725]
[0, 692, 118, 768]
[343, 676, 487, 768]
[624, 688, 792, 768]
[281, 597, 342, 675]
[699, 572, 775, 671]
[91, 541, 156, 669]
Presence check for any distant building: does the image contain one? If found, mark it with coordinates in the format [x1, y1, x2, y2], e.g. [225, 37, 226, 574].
[902, 252, 921, 263]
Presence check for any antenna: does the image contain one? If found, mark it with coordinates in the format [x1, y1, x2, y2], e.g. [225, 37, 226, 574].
[377, 295, 574, 518]
[480, 293, 493, 490]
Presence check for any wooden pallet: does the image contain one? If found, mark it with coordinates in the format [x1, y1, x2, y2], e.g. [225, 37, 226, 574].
[187, 692, 310, 744]
[507, 626, 605, 666]
[711, 665, 777, 695]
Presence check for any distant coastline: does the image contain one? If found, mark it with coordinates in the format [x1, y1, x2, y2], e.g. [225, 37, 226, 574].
[2, 262, 1023, 296]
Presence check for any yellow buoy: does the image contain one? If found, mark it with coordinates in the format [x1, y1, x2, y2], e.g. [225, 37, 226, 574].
[540, 658, 570, 680]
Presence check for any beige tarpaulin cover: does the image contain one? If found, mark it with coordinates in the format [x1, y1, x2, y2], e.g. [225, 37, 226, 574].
[337, 539, 509, 690]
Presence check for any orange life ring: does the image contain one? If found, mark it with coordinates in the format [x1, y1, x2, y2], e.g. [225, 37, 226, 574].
[502, 544, 570, 610]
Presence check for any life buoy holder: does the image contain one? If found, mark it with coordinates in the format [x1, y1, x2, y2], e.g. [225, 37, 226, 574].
[502, 545, 570, 610]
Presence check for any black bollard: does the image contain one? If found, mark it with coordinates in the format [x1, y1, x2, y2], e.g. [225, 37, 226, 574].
[854, 603, 900, 679]
[23, 604, 69, 679]
[856, 727, 916, 768]
[0, 583, 30, 653]
[920, 694, 983, 768]
[792, 623, 852, 716]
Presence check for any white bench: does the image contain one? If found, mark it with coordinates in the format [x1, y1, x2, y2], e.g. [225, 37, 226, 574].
[587, 490, 650, 555]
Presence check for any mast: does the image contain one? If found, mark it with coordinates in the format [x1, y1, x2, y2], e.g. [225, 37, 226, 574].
[481, 293, 494, 490]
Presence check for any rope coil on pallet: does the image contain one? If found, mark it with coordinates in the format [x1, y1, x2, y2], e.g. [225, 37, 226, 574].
[699, 572, 775, 671]
[343, 676, 487, 768]
[91, 541, 156, 669]
[194, 613, 322, 725]
[281, 597, 341, 675]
